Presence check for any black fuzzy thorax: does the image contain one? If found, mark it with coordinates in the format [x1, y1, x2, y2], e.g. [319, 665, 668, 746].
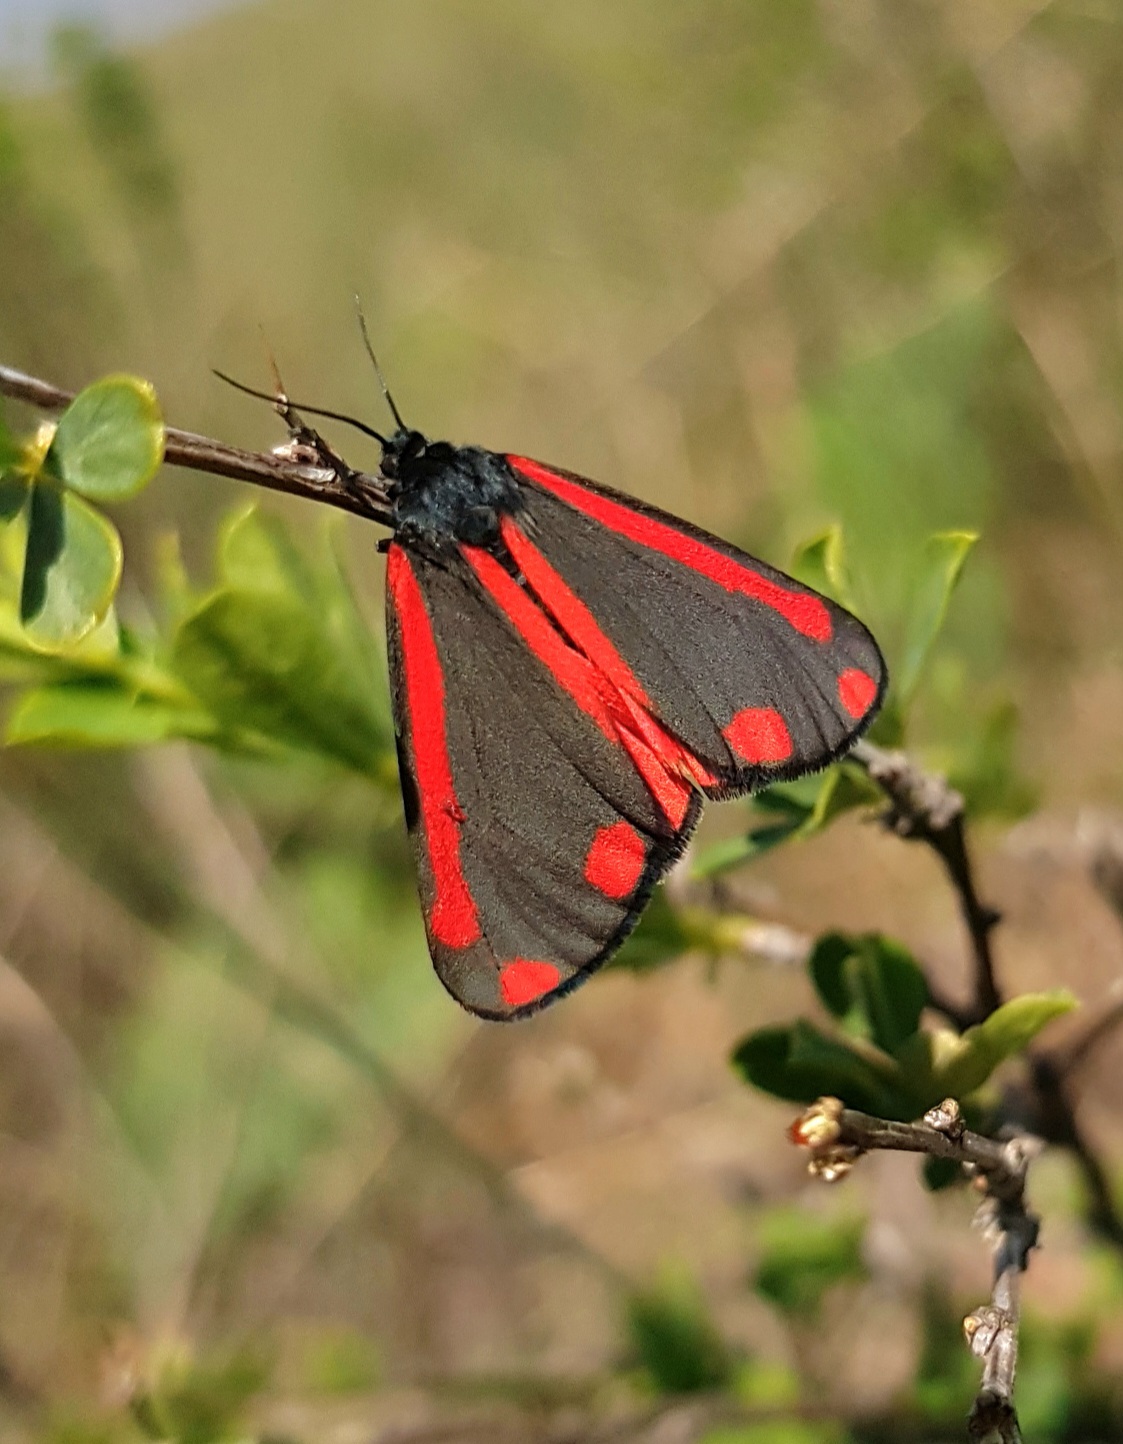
[383, 430, 523, 553]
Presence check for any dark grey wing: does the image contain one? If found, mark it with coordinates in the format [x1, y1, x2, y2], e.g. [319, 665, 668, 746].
[385, 541, 700, 1020]
[507, 454, 886, 797]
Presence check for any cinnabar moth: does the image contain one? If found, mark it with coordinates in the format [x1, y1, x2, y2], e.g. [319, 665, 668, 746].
[224, 366, 886, 1021]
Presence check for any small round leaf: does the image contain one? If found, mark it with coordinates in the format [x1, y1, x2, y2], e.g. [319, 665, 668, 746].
[20, 483, 123, 649]
[48, 375, 165, 501]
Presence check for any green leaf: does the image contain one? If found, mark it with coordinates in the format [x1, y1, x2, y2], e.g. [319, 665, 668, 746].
[20, 483, 123, 649]
[862, 957, 930, 1069]
[627, 1265, 732, 1394]
[220, 505, 319, 598]
[0, 601, 121, 681]
[790, 525, 855, 610]
[935, 990, 1078, 1098]
[753, 774, 825, 816]
[171, 588, 391, 777]
[897, 530, 978, 704]
[693, 767, 879, 879]
[153, 530, 193, 625]
[754, 1208, 866, 1318]
[0, 473, 29, 522]
[804, 764, 881, 832]
[220, 507, 387, 696]
[731, 1020, 895, 1114]
[890, 1030, 942, 1114]
[6, 682, 217, 747]
[613, 895, 806, 972]
[47, 374, 164, 501]
[691, 818, 804, 878]
[807, 934, 856, 1019]
[809, 932, 928, 1054]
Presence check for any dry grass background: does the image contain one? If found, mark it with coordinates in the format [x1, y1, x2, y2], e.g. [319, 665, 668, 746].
[3, 0, 1123, 1439]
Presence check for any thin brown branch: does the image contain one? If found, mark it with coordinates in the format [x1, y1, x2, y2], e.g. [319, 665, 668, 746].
[850, 740, 1001, 1023]
[845, 753, 1123, 1250]
[792, 1097, 1035, 1444]
[791, 1096, 1027, 1184]
[0, 362, 391, 524]
[1023, 1053, 1123, 1249]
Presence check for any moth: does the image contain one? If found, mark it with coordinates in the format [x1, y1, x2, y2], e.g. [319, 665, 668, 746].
[223, 354, 886, 1021]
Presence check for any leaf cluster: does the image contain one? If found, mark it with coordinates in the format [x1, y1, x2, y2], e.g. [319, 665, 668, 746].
[2, 384, 394, 784]
[732, 929, 1074, 1126]
[2, 376, 162, 649]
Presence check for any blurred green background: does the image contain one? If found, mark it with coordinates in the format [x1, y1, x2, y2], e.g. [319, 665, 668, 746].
[3, 1, 1123, 1440]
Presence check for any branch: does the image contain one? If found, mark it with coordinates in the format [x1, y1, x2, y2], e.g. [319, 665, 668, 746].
[791, 1097, 1037, 1444]
[0, 362, 389, 523]
[848, 750, 1123, 1250]
[1024, 1053, 1123, 1250]
[7, 356, 1118, 1300]
[850, 740, 1001, 1023]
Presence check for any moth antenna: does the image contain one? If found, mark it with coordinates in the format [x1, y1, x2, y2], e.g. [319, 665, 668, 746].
[213, 369, 388, 446]
[354, 294, 407, 433]
[213, 368, 283, 408]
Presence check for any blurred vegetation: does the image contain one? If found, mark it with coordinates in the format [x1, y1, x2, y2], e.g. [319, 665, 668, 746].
[4, 0, 1123, 1440]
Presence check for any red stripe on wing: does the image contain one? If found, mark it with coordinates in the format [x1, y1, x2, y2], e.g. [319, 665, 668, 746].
[498, 512, 656, 705]
[387, 545, 481, 949]
[464, 538, 703, 830]
[462, 545, 620, 739]
[619, 731, 692, 828]
[508, 455, 833, 643]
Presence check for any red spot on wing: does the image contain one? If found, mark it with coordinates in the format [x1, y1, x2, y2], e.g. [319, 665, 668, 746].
[838, 668, 878, 719]
[724, 707, 793, 764]
[584, 820, 647, 899]
[387, 546, 481, 949]
[465, 537, 706, 832]
[500, 958, 562, 1007]
[508, 456, 833, 643]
